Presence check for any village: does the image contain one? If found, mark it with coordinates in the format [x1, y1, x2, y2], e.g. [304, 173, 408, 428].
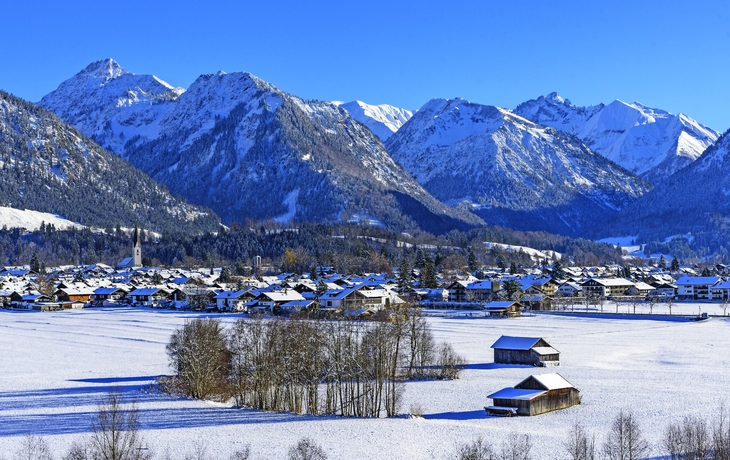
[3, 230, 730, 319]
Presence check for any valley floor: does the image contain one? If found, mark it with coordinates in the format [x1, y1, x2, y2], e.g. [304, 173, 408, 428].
[1, 307, 728, 459]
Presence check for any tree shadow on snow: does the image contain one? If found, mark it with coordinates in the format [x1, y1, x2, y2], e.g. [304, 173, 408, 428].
[422, 409, 487, 421]
[0, 376, 161, 411]
[465, 363, 534, 370]
[0, 406, 326, 437]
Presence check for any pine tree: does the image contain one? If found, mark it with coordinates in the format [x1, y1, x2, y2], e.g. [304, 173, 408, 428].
[422, 253, 438, 288]
[398, 258, 412, 291]
[30, 251, 40, 274]
[467, 251, 478, 273]
[671, 255, 680, 272]
[658, 254, 667, 270]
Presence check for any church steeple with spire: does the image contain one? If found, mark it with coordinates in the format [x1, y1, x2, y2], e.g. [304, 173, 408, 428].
[132, 224, 142, 267]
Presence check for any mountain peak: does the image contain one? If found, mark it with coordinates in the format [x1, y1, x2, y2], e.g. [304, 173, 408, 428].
[544, 92, 570, 106]
[80, 58, 129, 80]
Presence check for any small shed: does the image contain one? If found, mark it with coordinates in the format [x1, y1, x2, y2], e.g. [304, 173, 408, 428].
[487, 373, 580, 416]
[483, 301, 522, 318]
[491, 336, 559, 366]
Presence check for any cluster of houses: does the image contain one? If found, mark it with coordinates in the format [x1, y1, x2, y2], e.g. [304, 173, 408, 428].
[0, 265, 411, 316]
[2, 258, 730, 315]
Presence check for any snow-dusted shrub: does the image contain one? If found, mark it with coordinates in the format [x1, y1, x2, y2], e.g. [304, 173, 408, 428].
[287, 438, 327, 460]
[455, 437, 496, 460]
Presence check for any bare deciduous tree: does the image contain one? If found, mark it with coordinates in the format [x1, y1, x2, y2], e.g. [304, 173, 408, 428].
[602, 410, 650, 460]
[90, 390, 152, 460]
[564, 422, 596, 460]
[500, 433, 532, 460]
[13, 434, 53, 460]
[713, 405, 730, 460]
[664, 415, 709, 460]
[166, 318, 231, 399]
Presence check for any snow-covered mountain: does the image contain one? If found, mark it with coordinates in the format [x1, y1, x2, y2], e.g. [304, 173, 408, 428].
[336, 101, 413, 141]
[514, 93, 719, 183]
[41, 61, 482, 234]
[386, 98, 652, 236]
[599, 128, 730, 241]
[0, 90, 220, 234]
[39, 59, 184, 156]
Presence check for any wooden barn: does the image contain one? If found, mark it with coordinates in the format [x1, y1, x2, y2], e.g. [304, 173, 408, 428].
[487, 373, 580, 416]
[491, 336, 560, 366]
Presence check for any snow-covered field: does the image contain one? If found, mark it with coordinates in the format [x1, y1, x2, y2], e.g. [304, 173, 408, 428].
[1, 308, 728, 459]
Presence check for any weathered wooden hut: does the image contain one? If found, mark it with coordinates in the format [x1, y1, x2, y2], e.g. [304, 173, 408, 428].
[490, 336, 560, 366]
[487, 373, 580, 416]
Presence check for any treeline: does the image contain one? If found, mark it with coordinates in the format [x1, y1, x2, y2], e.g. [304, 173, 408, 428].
[165, 310, 464, 418]
[5, 220, 633, 272]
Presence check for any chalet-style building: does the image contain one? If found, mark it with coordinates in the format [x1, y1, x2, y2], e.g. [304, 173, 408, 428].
[54, 287, 95, 304]
[92, 286, 129, 305]
[214, 290, 252, 312]
[626, 281, 655, 298]
[446, 280, 470, 302]
[580, 278, 635, 298]
[648, 283, 677, 299]
[491, 336, 559, 366]
[487, 373, 580, 416]
[557, 281, 582, 297]
[255, 290, 306, 313]
[127, 287, 170, 307]
[465, 280, 501, 302]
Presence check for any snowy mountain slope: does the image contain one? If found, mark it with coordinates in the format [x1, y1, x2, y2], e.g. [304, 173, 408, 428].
[0, 90, 220, 234]
[38, 59, 184, 156]
[386, 98, 652, 236]
[598, 128, 730, 241]
[0, 206, 83, 231]
[42, 62, 482, 234]
[336, 101, 413, 141]
[514, 93, 719, 182]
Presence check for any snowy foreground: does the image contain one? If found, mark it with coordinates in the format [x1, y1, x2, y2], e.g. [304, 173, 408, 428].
[1, 308, 728, 459]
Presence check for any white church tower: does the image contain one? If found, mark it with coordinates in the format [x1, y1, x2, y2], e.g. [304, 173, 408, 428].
[132, 225, 142, 267]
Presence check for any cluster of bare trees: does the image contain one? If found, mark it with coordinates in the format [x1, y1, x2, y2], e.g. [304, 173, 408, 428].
[166, 309, 465, 418]
[562, 407, 730, 460]
[453, 407, 730, 460]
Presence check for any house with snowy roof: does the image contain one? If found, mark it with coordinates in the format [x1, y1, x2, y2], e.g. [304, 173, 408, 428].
[676, 275, 721, 300]
[487, 373, 580, 416]
[214, 290, 253, 312]
[710, 279, 730, 302]
[491, 336, 559, 366]
[580, 278, 634, 298]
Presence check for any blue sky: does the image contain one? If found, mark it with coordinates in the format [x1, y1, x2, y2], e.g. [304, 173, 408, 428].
[4, 0, 730, 130]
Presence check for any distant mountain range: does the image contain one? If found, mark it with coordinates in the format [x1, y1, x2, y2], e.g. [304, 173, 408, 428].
[514, 93, 719, 183]
[0, 90, 220, 234]
[385, 97, 651, 236]
[40, 60, 481, 234]
[25, 58, 729, 245]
